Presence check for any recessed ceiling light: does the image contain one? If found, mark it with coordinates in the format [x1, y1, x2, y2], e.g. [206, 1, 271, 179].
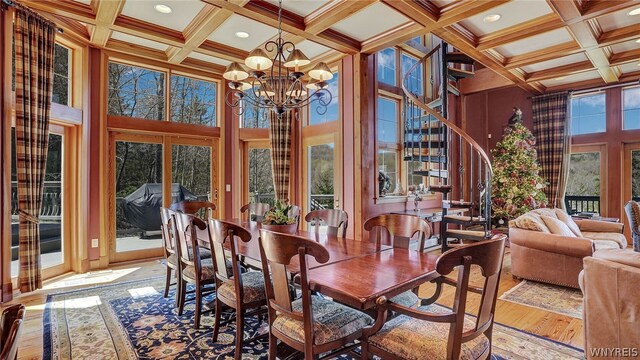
[235, 31, 250, 39]
[483, 14, 502, 23]
[554, 76, 566, 81]
[154, 4, 172, 14]
[628, 7, 640, 16]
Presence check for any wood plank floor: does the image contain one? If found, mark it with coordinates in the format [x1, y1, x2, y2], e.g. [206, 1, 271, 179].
[4, 250, 583, 360]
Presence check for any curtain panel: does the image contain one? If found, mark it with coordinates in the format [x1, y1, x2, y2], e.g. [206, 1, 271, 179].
[532, 92, 571, 210]
[14, 5, 56, 293]
[268, 111, 292, 202]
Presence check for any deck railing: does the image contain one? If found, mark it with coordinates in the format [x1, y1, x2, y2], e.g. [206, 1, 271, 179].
[564, 195, 600, 215]
[251, 193, 334, 211]
[11, 181, 62, 221]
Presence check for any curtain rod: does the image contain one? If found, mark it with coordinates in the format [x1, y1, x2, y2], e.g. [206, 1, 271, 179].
[2, 0, 64, 33]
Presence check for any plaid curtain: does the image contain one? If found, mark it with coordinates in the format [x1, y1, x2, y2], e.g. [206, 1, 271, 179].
[532, 92, 571, 209]
[269, 111, 292, 202]
[14, 6, 56, 293]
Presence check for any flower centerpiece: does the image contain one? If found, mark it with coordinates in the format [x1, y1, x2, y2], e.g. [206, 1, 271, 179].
[261, 200, 298, 234]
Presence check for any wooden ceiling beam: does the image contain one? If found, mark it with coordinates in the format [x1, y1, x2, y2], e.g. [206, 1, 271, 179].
[610, 48, 640, 66]
[111, 16, 185, 47]
[580, 0, 640, 20]
[504, 42, 584, 69]
[304, 0, 377, 35]
[476, 14, 565, 51]
[90, 0, 125, 47]
[203, 0, 360, 54]
[361, 23, 423, 54]
[525, 60, 595, 82]
[19, 0, 96, 24]
[196, 40, 250, 63]
[598, 23, 640, 48]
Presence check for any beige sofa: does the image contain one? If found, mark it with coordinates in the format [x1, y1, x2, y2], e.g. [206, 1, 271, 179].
[509, 208, 626, 288]
[580, 250, 640, 359]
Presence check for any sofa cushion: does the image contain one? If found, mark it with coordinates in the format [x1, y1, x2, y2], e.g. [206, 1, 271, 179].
[592, 240, 621, 251]
[510, 214, 550, 233]
[541, 215, 576, 237]
[555, 209, 583, 237]
[582, 231, 627, 249]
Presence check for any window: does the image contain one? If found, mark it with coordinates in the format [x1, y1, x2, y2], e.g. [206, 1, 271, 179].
[172, 144, 211, 200]
[377, 48, 396, 86]
[378, 149, 399, 194]
[241, 93, 269, 128]
[407, 160, 424, 189]
[170, 75, 217, 126]
[108, 63, 166, 120]
[632, 150, 640, 200]
[248, 148, 274, 205]
[401, 54, 423, 96]
[53, 44, 70, 106]
[377, 96, 401, 195]
[377, 97, 398, 143]
[406, 36, 423, 47]
[566, 152, 601, 214]
[623, 86, 640, 130]
[309, 72, 339, 125]
[308, 144, 335, 210]
[570, 93, 605, 135]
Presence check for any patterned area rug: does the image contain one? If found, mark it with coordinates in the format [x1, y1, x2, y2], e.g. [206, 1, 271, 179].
[43, 277, 584, 359]
[500, 280, 584, 319]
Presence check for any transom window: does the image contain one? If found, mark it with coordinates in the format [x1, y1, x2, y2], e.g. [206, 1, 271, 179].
[170, 75, 217, 126]
[570, 93, 606, 135]
[108, 62, 166, 120]
[52, 44, 70, 106]
[623, 86, 640, 131]
[377, 48, 397, 86]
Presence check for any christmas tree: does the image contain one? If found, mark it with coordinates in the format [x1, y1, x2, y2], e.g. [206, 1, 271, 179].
[491, 108, 548, 226]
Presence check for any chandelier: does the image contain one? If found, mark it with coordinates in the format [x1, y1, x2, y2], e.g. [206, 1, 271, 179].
[223, 0, 333, 118]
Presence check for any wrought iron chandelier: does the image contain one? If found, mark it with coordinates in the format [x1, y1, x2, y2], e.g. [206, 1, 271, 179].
[223, 0, 333, 118]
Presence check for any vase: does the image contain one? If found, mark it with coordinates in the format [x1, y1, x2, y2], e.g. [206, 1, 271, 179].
[261, 223, 298, 234]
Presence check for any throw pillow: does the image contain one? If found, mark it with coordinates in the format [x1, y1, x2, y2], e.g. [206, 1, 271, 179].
[531, 208, 558, 219]
[555, 209, 583, 237]
[541, 215, 576, 237]
[511, 214, 550, 233]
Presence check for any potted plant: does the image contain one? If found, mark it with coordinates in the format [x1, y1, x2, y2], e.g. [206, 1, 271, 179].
[261, 200, 298, 234]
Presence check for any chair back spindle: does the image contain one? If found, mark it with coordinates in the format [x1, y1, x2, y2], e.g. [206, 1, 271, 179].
[240, 203, 271, 222]
[170, 200, 216, 220]
[304, 209, 348, 238]
[364, 214, 431, 251]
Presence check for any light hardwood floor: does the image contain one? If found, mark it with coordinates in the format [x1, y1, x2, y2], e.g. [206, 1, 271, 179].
[4, 250, 583, 360]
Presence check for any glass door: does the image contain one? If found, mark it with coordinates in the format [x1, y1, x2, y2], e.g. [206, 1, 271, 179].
[171, 138, 218, 218]
[303, 134, 342, 232]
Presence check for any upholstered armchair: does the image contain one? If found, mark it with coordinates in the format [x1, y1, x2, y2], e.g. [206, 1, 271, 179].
[509, 208, 626, 288]
[624, 201, 640, 252]
[580, 250, 640, 358]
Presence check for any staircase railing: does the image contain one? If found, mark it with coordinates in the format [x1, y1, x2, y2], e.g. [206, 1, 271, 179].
[401, 42, 493, 247]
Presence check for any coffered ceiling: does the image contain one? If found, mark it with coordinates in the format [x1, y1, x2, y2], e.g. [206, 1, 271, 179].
[20, 0, 640, 94]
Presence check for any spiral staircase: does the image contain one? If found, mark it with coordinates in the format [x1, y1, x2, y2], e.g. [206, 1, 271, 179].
[401, 41, 492, 252]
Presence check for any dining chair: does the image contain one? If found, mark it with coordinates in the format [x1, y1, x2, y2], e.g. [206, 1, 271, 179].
[160, 207, 182, 304]
[258, 230, 373, 360]
[0, 304, 25, 360]
[304, 209, 348, 237]
[170, 200, 216, 220]
[174, 212, 217, 329]
[364, 214, 432, 308]
[240, 203, 271, 222]
[361, 234, 507, 360]
[209, 219, 267, 360]
[288, 204, 302, 228]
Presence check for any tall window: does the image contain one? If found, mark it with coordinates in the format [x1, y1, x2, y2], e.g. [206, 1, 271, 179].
[172, 144, 211, 200]
[53, 44, 70, 106]
[407, 160, 424, 189]
[248, 148, 274, 205]
[108, 63, 165, 120]
[377, 48, 396, 86]
[241, 93, 269, 128]
[401, 54, 423, 96]
[623, 86, 640, 130]
[570, 93, 606, 135]
[566, 152, 601, 214]
[377, 96, 400, 194]
[309, 72, 339, 125]
[170, 75, 217, 126]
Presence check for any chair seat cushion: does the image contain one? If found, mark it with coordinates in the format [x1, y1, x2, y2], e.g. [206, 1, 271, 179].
[389, 291, 420, 308]
[217, 271, 266, 304]
[167, 253, 178, 267]
[272, 296, 373, 345]
[582, 231, 627, 249]
[368, 304, 489, 360]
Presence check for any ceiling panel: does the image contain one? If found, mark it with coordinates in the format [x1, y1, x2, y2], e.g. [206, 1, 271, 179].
[460, 0, 553, 36]
[294, 40, 331, 59]
[208, 14, 279, 52]
[539, 70, 601, 87]
[121, 0, 204, 32]
[521, 52, 589, 73]
[495, 28, 574, 58]
[71, 0, 91, 4]
[265, 0, 331, 17]
[430, 0, 457, 8]
[610, 39, 640, 54]
[188, 52, 231, 66]
[597, 7, 640, 32]
[618, 61, 640, 75]
[110, 31, 169, 51]
[330, 3, 409, 42]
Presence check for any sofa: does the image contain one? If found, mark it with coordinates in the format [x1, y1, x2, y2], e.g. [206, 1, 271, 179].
[580, 250, 640, 359]
[509, 208, 626, 288]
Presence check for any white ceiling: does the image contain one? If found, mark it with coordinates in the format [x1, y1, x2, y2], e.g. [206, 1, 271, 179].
[265, 0, 331, 17]
[540, 69, 601, 87]
[495, 27, 574, 58]
[207, 14, 279, 51]
[597, 7, 640, 32]
[460, 0, 553, 36]
[521, 52, 589, 73]
[71, 0, 91, 4]
[610, 39, 640, 54]
[121, 0, 205, 32]
[330, 2, 410, 42]
[618, 62, 640, 75]
[188, 51, 231, 66]
[110, 31, 168, 51]
[295, 40, 331, 59]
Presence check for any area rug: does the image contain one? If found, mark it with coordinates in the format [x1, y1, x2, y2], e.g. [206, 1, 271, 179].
[500, 280, 583, 319]
[43, 277, 584, 359]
